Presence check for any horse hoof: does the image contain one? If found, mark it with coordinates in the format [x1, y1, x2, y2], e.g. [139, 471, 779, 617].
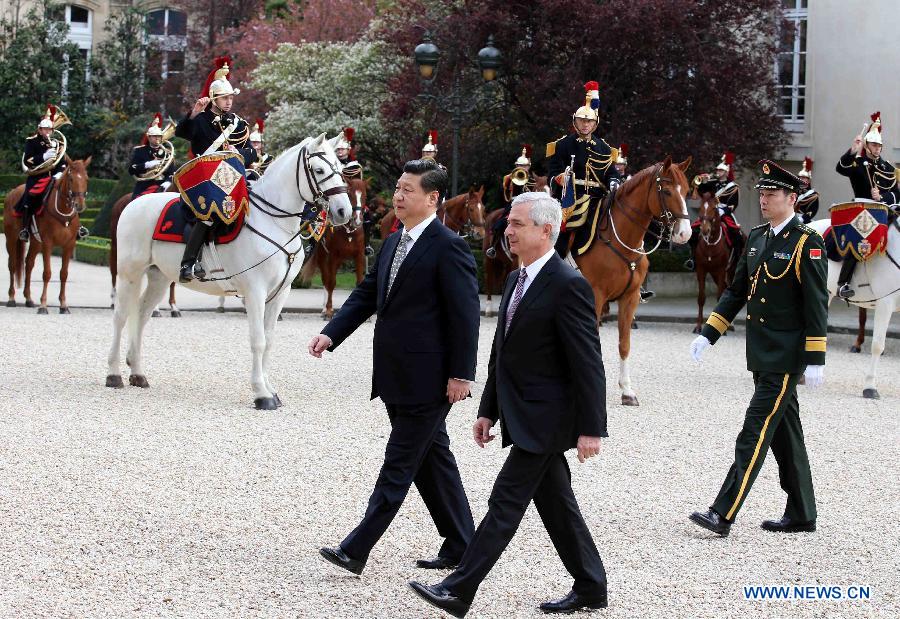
[37, 307, 48, 315]
[862, 388, 880, 400]
[25, 300, 35, 308]
[216, 306, 226, 314]
[171, 310, 182, 318]
[692, 326, 701, 334]
[105, 374, 124, 389]
[621, 394, 640, 406]
[278, 314, 283, 321]
[849, 345, 862, 353]
[6, 299, 15, 307]
[254, 397, 278, 410]
[59, 307, 71, 315]
[631, 322, 639, 330]
[151, 310, 161, 318]
[274, 393, 283, 408]
[727, 325, 735, 331]
[129, 375, 150, 388]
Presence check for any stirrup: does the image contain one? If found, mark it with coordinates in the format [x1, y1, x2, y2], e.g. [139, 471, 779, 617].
[640, 288, 655, 303]
[18, 228, 29, 241]
[837, 284, 855, 299]
[683, 258, 695, 271]
[365, 245, 375, 257]
[77, 226, 89, 240]
[179, 262, 206, 283]
[485, 247, 497, 259]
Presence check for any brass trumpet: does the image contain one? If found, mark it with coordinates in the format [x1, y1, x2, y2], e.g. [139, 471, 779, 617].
[23, 107, 71, 176]
[511, 166, 530, 186]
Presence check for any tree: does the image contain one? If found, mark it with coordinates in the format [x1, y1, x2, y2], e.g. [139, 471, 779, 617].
[90, 6, 156, 116]
[251, 39, 404, 190]
[0, 1, 89, 169]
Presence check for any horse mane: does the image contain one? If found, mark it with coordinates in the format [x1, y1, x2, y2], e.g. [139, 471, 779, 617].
[251, 138, 313, 194]
[617, 164, 658, 197]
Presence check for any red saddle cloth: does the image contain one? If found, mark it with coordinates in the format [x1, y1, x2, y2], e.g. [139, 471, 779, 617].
[152, 197, 245, 244]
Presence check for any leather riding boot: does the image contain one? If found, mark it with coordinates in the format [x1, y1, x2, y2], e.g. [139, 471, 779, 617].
[179, 222, 209, 282]
[18, 215, 30, 241]
[837, 257, 858, 299]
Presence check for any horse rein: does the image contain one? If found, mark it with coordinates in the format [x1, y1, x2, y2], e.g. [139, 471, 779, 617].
[439, 193, 484, 238]
[52, 166, 88, 220]
[699, 204, 724, 246]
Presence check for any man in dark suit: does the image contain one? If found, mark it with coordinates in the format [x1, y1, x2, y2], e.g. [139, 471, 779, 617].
[307, 159, 480, 575]
[409, 192, 609, 617]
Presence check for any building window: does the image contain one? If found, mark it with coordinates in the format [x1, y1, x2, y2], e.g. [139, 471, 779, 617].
[147, 8, 187, 37]
[147, 8, 188, 81]
[776, 0, 808, 132]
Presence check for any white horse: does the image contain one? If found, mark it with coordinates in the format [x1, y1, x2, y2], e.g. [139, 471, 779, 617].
[810, 216, 900, 399]
[107, 134, 351, 408]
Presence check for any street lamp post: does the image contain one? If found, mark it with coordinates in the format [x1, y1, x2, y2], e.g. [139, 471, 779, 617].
[413, 34, 502, 198]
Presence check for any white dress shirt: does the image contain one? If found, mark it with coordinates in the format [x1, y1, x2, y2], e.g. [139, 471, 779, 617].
[518, 247, 557, 297]
[769, 214, 795, 237]
[400, 212, 437, 253]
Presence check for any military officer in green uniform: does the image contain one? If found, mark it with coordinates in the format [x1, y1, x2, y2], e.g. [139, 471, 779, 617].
[688, 160, 828, 537]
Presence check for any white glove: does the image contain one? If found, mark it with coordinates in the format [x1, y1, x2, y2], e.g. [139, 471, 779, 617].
[803, 365, 824, 388]
[690, 335, 711, 362]
[43, 149, 55, 161]
[160, 181, 172, 191]
[144, 160, 158, 169]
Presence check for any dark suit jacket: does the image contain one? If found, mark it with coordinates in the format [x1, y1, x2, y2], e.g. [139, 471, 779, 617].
[322, 218, 480, 405]
[478, 254, 608, 454]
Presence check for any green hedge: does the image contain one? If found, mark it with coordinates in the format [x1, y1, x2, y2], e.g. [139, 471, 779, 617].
[74, 236, 110, 267]
[0, 173, 118, 196]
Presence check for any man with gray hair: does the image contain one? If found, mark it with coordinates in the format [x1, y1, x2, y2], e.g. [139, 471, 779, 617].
[409, 191, 609, 617]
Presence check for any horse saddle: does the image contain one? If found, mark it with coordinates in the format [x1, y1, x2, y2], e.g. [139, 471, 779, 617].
[13, 177, 54, 217]
[152, 197, 245, 245]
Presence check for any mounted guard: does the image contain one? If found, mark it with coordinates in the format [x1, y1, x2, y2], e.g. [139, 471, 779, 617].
[546, 81, 623, 257]
[129, 113, 176, 200]
[686, 151, 743, 269]
[795, 157, 819, 224]
[486, 144, 535, 259]
[614, 143, 631, 180]
[246, 118, 274, 182]
[831, 111, 900, 299]
[174, 55, 258, 282]
[421, 130, 438, 161]
[17, 104, 86, 241]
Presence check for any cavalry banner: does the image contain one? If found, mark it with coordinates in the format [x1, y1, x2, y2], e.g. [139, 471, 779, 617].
[174, 152, 249, 224]
[829, 200, 890, 261]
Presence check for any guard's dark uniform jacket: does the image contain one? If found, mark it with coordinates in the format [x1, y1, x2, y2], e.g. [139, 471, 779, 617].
[128, 144, 175, 199]
[796, 188, 819, 223]
[700, 216, 827, 524]
[546, 133, 621, 200]
[698, 178, 740, 213]
[175, 109, 257, 166]
[21, 134, 64, 210]
[835, 149, 900, 204]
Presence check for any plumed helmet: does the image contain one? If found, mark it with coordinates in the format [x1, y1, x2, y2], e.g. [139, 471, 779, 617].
[616, 143, 628, 165]
[573, 81, 600, 123]
[422, 130, 438, 156]
[203, 56, 240, 101]
[38, 104, 56, 129]
[249, 118, 264, 143]
[515, 144, 532, 166]
[864, 111, 882, 145]
[146, 113, 164, 137]
[798, 157, 812, 179]
[335, 127, 353, 151]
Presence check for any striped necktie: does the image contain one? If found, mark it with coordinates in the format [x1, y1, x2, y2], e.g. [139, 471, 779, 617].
[505, 269, 529, 334]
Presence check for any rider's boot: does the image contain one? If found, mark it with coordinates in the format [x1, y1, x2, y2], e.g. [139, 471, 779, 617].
[639, 287, 655, 303]
[837, 256, 858, 300]
[18, 215, 30, 241]
[179, 222, 210, 283]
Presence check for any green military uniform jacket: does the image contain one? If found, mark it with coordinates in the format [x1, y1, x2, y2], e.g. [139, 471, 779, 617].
[701, 216, 828, 373]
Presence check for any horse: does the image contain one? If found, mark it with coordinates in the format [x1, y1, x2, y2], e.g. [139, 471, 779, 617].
[107, 134, 351, 409]
[573, 156, 693, 406]
[379, 185, 486, 240]
[110, 192, 180, 317]
[809, 217, 899, 399]
[692, 197, 730, 334]
[4, 155, 91, 313]
[299, 176, 367, 319]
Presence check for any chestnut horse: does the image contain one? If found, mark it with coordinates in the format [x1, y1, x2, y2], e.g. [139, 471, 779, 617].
[379, 185, 486, 239]
[109, 192, 180, 317]
[692, 197, 730, 334]
[299, 176, 367, 318]
[4, 156, 90, 313]
[483, 176, 550, 315]
[574, 157, 693, 405]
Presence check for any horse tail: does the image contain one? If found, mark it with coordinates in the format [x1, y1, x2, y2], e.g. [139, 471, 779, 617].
[14, 238, 25, 288]
[298, 244, 319, 285]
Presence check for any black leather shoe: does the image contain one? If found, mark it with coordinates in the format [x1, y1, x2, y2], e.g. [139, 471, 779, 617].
[689, 509, 731, 536]
[761, 516, 816, 533]
[179, 262, 206, 283]
[539, 589, 608, 613]
[837, 284, 855, 299]
[408, 581, 470, 618]
[319, 546, 365, 575]
[415, 556, 459, 570]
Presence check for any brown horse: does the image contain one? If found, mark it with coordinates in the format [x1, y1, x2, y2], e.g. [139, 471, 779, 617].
[574, 157, 693, 406]
[692, 197, 730, 333]
[300, 176, 367, 319]
[4, 156, 91, 313]
[379, 185, 486, 240]
[109, 192, 180, 317]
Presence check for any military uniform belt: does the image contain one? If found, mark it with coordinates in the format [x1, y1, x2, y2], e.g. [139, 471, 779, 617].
[574, 179, 604, 189]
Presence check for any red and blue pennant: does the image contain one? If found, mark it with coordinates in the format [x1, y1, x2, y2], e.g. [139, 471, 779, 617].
[173, 152, 249, 225]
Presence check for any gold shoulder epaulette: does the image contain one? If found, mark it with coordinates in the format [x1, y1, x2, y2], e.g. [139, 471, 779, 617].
[609, 147, 619, 162]
[796, 223, 820, 237]
[545, 136, 566, 158]
[751, 222, 768, 230]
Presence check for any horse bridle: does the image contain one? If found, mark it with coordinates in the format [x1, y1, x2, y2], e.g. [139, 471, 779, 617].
[698, 202, 723, 246]
[54, 166, 88, 219]
[441, 192, 484, 238]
